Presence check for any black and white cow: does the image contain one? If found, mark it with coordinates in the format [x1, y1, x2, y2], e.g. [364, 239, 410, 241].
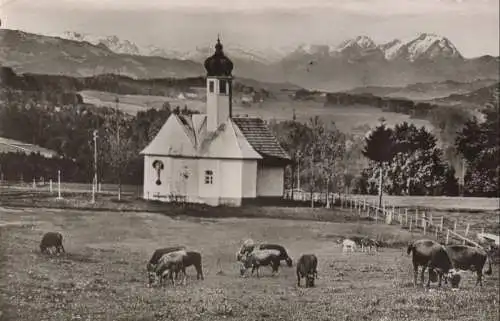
[237, 239, 293, 267]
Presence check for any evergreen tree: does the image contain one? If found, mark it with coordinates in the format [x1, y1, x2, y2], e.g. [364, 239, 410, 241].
[362, 122, 395, 208]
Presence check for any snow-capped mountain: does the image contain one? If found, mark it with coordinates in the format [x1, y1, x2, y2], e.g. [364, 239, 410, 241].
[51, 31, 285, 64]
[381, 33, 463, 61]
[337, 35, 378, 52]
[52, 31, 142, 56]
[284, 33, 463, 63]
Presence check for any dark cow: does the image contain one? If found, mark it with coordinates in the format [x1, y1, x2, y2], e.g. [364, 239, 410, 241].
[361, 237, 380, 253]
[237, 241, 293, 267]
[182, 251, 204, 281]
[296, 254, 318, 287]
[239, 249, 282, 277]
[407, 239, 454, 288]
[40, 232, 65, 255]
[443, 245, 492, 286]
[146, 246, 186, 285]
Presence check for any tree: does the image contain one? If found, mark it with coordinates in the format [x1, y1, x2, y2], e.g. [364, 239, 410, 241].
[362, 122, 395, 209]
[455, 101, 499, 197]
[269, 119, 313, 194]
[102, 113, 135, 200]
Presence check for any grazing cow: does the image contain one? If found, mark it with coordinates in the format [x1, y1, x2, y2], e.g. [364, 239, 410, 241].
[296, 254, 318, 287]
[361, 238, 380, 253]
[239, 249, 282, 277]
[155, 250, 188, 286]
[39, 232, 65, 255]
[146, 246, 186, 285]
[237, 241, 293, 267]
[182, 251, 204, 281]
[407, 239, 454, 288]
[342, 239, 357, 253]
[443, 245, 493, 286]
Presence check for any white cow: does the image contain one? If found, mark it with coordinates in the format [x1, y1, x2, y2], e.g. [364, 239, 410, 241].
[342, 239, 357, 253]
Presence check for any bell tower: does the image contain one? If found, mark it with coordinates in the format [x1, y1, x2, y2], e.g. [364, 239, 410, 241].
[204, 37, 234, 132]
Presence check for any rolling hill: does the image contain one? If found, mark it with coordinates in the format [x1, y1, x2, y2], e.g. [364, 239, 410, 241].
[345, 79, 499, 101]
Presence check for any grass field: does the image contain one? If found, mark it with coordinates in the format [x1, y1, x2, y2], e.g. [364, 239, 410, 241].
[0, 207, 498, 321]
[79, 90, 434, 135]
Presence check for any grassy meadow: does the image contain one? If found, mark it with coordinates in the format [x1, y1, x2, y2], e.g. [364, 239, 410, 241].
[78, 90, 434, 135]
[0, 206, 498, 321]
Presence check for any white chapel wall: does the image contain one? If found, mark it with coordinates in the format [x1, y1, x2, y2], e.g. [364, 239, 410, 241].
[256, 165, 285, 197]
[143, 155, 171, 200]
[241, 160, 257, 198]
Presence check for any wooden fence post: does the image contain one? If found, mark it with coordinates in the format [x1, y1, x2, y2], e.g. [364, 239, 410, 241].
[453, 220, 457, 232]
[429, 213, 433, 226]
[415, 211, 418, 228]
[465, 223, 470, 237]
[440, 217, 444, 232]
[405, 208, 408, 226]
[481, 228, 485, 234]
[421, 211, 426, 228]
[435, 224, 438, 239]
[363, 199, 366, 211]
[423, 220, 426, 235]
[446, 229, 450, 245]
[375, 209, 378, 224]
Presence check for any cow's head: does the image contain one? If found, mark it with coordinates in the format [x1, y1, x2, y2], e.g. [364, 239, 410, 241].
[306, 273, 315, 287]
[239, 261, 249, 276]
[152, 160, 164, 185]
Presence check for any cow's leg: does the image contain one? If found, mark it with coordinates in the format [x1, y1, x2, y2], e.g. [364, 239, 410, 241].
[425, 268, 432, 288]
[182, 268, 187, 286]
[438, 272, 442, 287]
[413, 263, 419, 287]
[476, 271, 483, 286]
[421, 266, 427, 286]
[297, 272, 301, 287]
[58, 244, 65, 253]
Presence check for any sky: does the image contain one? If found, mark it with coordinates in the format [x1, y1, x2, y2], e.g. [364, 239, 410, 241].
[1, 0, 499, 57]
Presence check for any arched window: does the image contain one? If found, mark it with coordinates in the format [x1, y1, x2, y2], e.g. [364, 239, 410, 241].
[219, 80, 227, 94]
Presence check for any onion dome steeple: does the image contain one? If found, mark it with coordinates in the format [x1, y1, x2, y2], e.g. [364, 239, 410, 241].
[204, 36, 233, 77]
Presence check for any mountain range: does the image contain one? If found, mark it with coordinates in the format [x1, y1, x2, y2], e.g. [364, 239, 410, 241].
[1, 29, 498, 92]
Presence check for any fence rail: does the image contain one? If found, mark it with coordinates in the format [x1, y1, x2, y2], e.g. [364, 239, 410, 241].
[330, 193, 499, 248]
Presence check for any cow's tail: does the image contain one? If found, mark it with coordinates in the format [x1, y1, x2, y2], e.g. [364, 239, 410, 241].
[485, 254, 493, 275]
[407, 242, 414, 256]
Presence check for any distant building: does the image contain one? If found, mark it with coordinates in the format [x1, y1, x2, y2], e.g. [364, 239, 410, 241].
[140, 38, 291, 206]
[0, 137, 58, 158]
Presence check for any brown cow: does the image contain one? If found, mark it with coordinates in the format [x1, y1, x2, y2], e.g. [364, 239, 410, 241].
[407, 239, 454, 288]
[444, 245, 493, 286]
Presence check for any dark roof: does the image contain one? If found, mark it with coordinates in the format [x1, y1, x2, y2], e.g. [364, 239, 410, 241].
[232, 117, 291, 161]
[204, 38, 233, 77]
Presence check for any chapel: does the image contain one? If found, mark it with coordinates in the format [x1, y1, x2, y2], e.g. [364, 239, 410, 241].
[140, 37, 291, 206]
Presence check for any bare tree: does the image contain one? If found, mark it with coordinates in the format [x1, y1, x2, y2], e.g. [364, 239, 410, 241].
[103, 112, 134, 201]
